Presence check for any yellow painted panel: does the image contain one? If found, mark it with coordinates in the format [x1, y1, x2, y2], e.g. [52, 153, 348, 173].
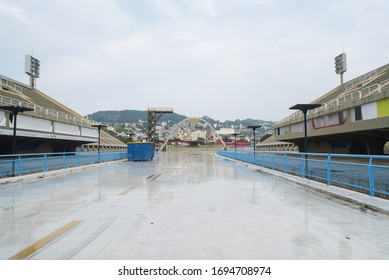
[377, 98, 389, 117]
[8, 220, 82, 260]
[119, 186, 135, 196]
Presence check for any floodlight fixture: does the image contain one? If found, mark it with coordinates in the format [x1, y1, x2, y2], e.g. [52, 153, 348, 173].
[334, 53, 347, 84]
[25, 55, 40, 88]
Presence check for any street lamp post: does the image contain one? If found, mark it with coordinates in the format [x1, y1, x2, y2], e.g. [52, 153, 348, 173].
[0, 105, 34, 176]
[289, 104, 321, 153]
[231, 133, 239, 153]
[91, 124, 107, 162]
[223, 136, 229, 151]
[247, 125, 262, 155]
[289, 104, 321, 175]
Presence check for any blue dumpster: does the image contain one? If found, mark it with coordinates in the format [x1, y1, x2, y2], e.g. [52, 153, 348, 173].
[127, 142, 155, 161]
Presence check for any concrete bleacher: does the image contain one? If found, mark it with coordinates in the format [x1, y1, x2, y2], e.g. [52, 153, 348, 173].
[0, 75, 125, 154]
[274, 63, 389, 155]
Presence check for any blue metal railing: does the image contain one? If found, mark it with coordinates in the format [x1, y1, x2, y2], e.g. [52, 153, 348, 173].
[217, 150, 389, 197]
[0, 152, 127, 177]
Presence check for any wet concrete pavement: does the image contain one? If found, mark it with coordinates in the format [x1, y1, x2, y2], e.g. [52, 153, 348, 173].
[0, 151, 389, 259]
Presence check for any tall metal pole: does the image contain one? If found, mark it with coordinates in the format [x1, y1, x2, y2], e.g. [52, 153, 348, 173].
[97, 127, 102, 163]
[11, 112, 18, 176]
[97, 128, 101, 153]
[303, 110, 308, 174]
[289, 104, 321, 176]
[0, 106, 34, 176]
[253, 131, 256, 154]
[303, 110, 308, 153]
[92, 124, 107, 163]
[12, 112, 18, 156]
[232, 133, 239, 153]
[247, 126, 262, 156]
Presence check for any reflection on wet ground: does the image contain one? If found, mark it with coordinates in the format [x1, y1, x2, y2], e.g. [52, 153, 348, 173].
[0, 151, 388, 259]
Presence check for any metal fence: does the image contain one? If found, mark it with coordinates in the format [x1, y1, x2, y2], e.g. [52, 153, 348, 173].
[217, 150, 389, 198]
[0, 152, 127, 177]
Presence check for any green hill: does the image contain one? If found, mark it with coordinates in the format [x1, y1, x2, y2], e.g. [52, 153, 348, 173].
[87, 110, 274, 133]
[88, 110, 187, 124]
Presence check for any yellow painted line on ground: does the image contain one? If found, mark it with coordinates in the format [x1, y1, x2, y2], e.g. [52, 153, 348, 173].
[119, 186, 135, 196]
[8, 220, 82, 260]
[147, 173, 162, 181]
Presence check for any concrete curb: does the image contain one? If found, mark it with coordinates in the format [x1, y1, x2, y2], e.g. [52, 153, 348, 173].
[0, 159, 127, 187]
[218, 155, 389, 216]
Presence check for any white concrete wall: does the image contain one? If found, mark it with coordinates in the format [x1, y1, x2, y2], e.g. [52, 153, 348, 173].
[54, 122, 80, 136]
[81, 127, 98, 138]
[0, 111, 5, 127]
[17, 115, 52, 132]
[362, 102, 377, 120]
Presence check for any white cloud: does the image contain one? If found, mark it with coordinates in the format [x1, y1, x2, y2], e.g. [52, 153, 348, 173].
[189, 0, 217, 17]
[0, 0, 29, 23]
[99, 34, 159, 57]
[149, 0, 183, 17]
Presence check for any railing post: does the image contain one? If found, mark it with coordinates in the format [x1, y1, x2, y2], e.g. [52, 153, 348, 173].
[77, 153, 81, 166]
[271, 153, 275, 170]
[18, 156, 22, 176]
[369, 158, 375, 196]
[283, 153, 287, 174]
[44, 154, 48, 172]
[301, 154, 305, 178]
[327, 154, 331, 185]
[63, 153, 67, 168]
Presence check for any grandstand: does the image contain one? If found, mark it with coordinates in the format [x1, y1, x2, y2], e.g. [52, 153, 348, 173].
[0, 75, 125, 154]
[273, 63, 389, 154]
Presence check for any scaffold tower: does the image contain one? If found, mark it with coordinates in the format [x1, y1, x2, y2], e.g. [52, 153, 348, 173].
[147, 107, 173, 143]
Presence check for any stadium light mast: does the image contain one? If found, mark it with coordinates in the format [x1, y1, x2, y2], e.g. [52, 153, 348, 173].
[24, 55, 40, 88]
[334, 53, 347, 85]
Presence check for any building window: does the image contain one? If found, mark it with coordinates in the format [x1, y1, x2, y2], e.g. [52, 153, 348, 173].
[338, 111, 345, 123]
[355, 106, 362, 121]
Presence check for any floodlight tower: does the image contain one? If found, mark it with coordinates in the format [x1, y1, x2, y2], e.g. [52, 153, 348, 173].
[334, 53, 347, 85]
[24, 55, 40, 88]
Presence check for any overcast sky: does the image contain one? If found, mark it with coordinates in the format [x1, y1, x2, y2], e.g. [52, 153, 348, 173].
[1, 0, 388, 121]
